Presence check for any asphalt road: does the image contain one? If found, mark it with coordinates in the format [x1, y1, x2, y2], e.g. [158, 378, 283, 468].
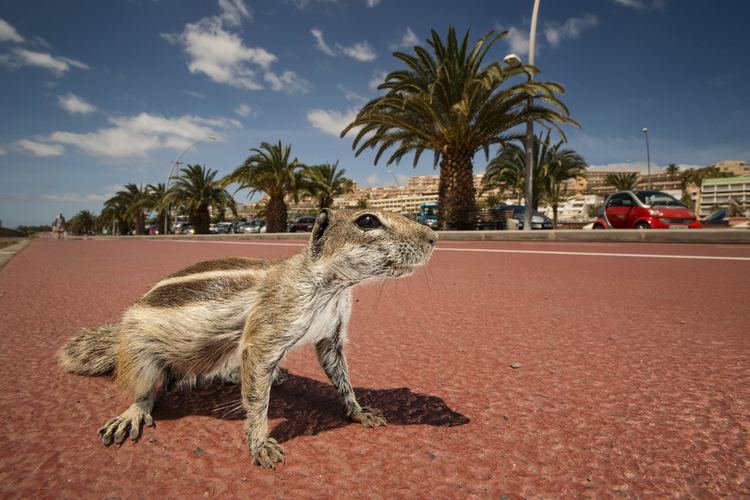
[0, 238, 748, 497]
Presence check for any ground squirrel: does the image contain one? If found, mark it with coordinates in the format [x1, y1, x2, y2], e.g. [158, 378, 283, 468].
[59, 208, 437, 468]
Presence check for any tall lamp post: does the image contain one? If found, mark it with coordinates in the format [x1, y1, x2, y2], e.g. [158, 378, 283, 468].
[163, 135, 218, 234]
[504, 0, 541, 230]
[523, 0, 541, 231]
[642, 127, 651, 189]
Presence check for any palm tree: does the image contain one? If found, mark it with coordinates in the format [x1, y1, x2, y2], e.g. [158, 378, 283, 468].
[342, 27, 576, 229]
[104, 184, 149, 234]
[356, 197, 369, 209]
[666, 163, 679, 180]
[605, 172, 640, 191]
[224, 141, 306, 233]
[481, 144, 526, 202]
[541, 144, 587, 224]
[481, 132, 586, 217]
[67, 209, 96, 235]
[480, 192, 503, 209]
[166, 164, 237, 234]
[101, 197, 130, 235]
[303, 161, 354, 209]
[144, 183, 170, 234]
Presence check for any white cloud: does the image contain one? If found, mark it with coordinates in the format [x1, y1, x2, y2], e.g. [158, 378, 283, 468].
[217, 0, 252, 26]
[613, 0, 667, 9]
[234, 103, 253, 117]
[17, 139, 64, 157]
[4, 48, 88, 75]
[340, 41, 376, 62]
[0, 146, 7, 155]
[164, 4, 308, 93]
[42, 112, 240, 158]
[307, 108, 358, 136]
[390, 27, 419, 50]
[311, 28, 336, 56]
[366, 174, 380, 186]
[184, 90, 206, 98]
[264, 70, 311, 94]
[544, 14, 598, 48]
[58, 93, 96, 115]
[309, 29, 376, 62]
[366, 0, 381, 6]
[288, 0, 339, 9]
[0, 18, 24, 43]
[166, 17, 276, 90]
[338, 84, 367, 103]
[40, 192, 113, 203]
[504, 26, 530, 56]
[368, 70, 388, 91]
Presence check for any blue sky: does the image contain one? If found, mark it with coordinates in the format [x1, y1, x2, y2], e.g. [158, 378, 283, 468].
[1, 0, 748, 227]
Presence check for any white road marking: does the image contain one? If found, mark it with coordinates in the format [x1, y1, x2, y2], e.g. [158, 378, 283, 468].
[156, 239, 750, 261]
[436, 247, 750, 261]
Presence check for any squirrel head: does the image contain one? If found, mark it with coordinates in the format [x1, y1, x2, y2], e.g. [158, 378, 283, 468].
[308, 208, 437, 283]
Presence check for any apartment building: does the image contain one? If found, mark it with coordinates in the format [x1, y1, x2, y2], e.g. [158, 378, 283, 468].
[698, 176, 750, 217]
[711, 160, 750, 176]
[580, 170, 682, 197]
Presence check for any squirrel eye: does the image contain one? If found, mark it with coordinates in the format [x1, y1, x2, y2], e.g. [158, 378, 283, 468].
[355, 214, 382, 230]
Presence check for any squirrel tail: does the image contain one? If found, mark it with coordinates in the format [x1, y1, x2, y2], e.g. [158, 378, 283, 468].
[58, 324, 119, 376]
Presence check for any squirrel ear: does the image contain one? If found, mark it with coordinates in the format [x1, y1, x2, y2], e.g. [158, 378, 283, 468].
[310, 208, 333, 258]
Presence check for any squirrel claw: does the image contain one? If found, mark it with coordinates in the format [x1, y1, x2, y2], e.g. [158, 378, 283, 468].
[98, 405, 153, 446]
[350, 406, 387, 428]
[251, 437, 285, 468]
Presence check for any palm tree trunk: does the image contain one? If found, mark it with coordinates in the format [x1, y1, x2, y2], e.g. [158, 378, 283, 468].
[266, 195, 288, 233]
[157, 211, 167, 235]
[553, 204, 558, 225]
[192, 207, 211, 234]
[438, 149, 476, 230]
[135, 212, 146, 235]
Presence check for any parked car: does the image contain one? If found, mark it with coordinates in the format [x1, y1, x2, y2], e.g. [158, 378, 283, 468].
[493, 205, 553, 230]
[240, 219, 265, 234]
[210, 222, 233, 234]
[228, 220, 247, 233]
[288, 216, 316, 232]
[145, 225, 160, 235]
[181, 225, 195, 235]
[593, 190, 702, 229]
[702, 208, 729, 227]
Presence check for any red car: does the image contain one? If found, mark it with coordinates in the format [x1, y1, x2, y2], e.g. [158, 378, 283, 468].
[288, 216, 316, 232]
[594, 190, 702, 229]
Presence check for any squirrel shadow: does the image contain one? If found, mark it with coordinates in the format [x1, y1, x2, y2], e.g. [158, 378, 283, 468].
[155, 372, 470, 444]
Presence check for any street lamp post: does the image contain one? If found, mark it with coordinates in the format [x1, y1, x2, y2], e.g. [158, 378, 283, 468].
[163, 135, 218, 235]
[522, 0, 541, 231]
[504, 0, 541, 230]
[642, 128, 651, 189]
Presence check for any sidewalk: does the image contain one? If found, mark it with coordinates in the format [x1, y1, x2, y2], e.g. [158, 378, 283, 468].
[0, 239, 31, 269]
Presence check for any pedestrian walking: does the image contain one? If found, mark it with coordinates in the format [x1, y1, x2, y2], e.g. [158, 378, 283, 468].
[53, 212, 66, 239]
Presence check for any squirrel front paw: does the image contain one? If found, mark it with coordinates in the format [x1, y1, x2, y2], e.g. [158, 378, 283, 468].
[349, 406, 387, 428]
[98, 404, 154, 445]
[251, 437, 285, 469]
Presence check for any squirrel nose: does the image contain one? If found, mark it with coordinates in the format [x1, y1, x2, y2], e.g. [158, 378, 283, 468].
[426, 229, 438, 246]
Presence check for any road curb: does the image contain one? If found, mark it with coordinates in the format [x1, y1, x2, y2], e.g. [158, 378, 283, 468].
[86, 229, 750, 245]
[0, 239, 32, 269]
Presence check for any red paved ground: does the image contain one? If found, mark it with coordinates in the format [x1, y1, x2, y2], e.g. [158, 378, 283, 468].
[0, 238, 748, 497]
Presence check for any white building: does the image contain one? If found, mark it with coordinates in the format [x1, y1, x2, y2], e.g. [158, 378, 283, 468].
[541, 195, 603, 221]
[698, 176, 750, 217]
